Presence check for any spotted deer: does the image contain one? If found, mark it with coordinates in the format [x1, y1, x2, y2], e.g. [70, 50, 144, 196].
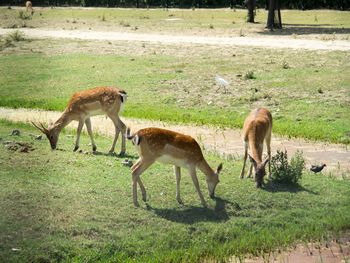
[126, 127, 223, 207]
[32, 86, 127, 154]
[240, 108, 272, 188]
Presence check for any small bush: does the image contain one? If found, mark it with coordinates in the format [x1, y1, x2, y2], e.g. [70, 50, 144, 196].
[120, 21, 130, 27]
[0, 31, 25, 51]
[244, 70, 255, 80]
[282, 61, 290, 69]
[270, 150, 305, 185]
[18, 10, 31, 20]
[7, 30, 25, 42]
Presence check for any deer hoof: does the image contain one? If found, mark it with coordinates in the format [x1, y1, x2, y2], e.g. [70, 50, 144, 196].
[73, 146, 79, 152]
[133, 201, 140, 207]
[92, 145, 97, 152]
[176, 198, 184, 205]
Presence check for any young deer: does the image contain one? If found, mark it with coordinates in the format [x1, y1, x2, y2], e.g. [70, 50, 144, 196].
[126, 127, 223, 207]
[32, 86, 127, 154]
[240, 108, 272, 188]
[25, 1, 34, 15]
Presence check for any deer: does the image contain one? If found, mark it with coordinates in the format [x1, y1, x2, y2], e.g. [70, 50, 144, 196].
[25, 1, 34, 15]
[126, 127, 223, 207]
[32, 86, 127, 154]
[240, 108, 272, 188]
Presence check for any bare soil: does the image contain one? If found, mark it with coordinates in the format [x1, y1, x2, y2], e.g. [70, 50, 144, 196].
[231, 238, 350, 263]
[1, 28, 350, 51]
[0, 107, 349, 176]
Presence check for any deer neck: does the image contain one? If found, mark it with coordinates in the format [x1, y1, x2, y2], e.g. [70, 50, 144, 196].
[51, 110, 72, 133]
[249, 141, 262, 164]
[198, 159, 216, 180]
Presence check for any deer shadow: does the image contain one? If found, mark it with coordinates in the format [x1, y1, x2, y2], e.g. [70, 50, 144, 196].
[92, 151, 136, 159]
[147, 197, 238, 224]
[262, 180, 319, 195]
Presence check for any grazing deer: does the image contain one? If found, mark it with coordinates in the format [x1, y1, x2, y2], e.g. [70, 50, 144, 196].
[126, 127, 223, 207]
[25, 1, 34, 15]
[240, 108, 272, 188]
[32, 86, 127, 154]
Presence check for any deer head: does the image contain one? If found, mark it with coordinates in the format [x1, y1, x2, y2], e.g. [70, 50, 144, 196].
[32, 122, 59, 150]
[207, 163, 223, 198]
[249, 155, 269, 188]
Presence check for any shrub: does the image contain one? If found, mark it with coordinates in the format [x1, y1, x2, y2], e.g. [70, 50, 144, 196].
[244, 70, 255, 80]
[270, 150, 305, 185]
[7, 30, 25, 42]
[18, 10, 32, 20]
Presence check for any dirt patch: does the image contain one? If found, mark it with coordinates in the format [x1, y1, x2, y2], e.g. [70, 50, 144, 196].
[232, 237, 350, 263]
[1, 28, 349, 51]
[237, 237, 350, 263]
[3, 140, 35, 153]
[0, 107, 349, 176]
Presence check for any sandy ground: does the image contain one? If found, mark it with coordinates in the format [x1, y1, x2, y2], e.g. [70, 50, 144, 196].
[1, 28, 350, 51]
[0, 107, 349, 176]
[231, 238, 350, 263]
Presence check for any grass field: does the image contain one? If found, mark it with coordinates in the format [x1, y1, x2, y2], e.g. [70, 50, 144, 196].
[0, 120, 350, 262]
[1, 7, 350, 39]
[0, 35, 349, 144]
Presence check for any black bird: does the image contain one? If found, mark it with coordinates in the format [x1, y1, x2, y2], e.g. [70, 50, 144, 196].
[310, 164, 326, 173]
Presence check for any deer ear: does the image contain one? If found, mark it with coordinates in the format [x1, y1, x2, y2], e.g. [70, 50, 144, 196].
[216, 163, 223, 174]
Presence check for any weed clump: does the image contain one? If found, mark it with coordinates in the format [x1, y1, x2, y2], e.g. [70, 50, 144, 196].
[244, 70, 255, 80]
[270, 150, 305, 185]
[0, 30, 26, 51]
[18, 10, 32, 20]
[282, 61, 290, 69]
[7, 30, 25, 42]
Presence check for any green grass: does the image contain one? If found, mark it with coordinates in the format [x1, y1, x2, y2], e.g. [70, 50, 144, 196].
[0, 42, 349, 144]
[0, 120, 349, 262]
[1, 8, 349, 38]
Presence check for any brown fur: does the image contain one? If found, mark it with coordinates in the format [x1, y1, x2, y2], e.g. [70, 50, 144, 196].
[127, 127, 222, 207]
[135, 127, 204, 163]
[32, 86, 127, 154]
[240, 108, 272, 188]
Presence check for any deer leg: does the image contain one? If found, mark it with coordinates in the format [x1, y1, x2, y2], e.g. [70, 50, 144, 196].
[131, 158, 154, 207]
[189, 167, 207, 207]
[85, 118, 97, 152]
[266, 133, 272, 178]
[240, 142, 248, 179]
[73, 119, 84, 152]
[174, 166, 183, 204]
[109, 117, 119, 154]
[248, 162, 254, 178]
[107, 115, 126, 155]
[117, 117, 126, 155]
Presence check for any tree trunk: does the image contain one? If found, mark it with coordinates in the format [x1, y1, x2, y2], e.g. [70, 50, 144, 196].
[267, 0, 282, 30]
[245, 0, 256, 23]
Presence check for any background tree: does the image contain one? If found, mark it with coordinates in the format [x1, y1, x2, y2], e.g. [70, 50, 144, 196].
[267, 0, 282, 30]
[245, 0, 256, 23]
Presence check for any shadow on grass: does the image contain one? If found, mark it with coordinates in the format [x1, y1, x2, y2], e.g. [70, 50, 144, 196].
[92, 151, 137, 159]
[263, 180, 318, 195]
[257, 25, 350, 36]
[147, 197, 238, 224]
